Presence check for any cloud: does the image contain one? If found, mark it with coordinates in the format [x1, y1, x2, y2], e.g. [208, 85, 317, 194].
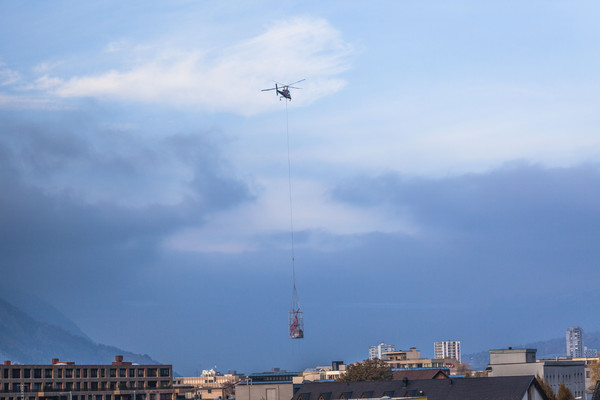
[0, 64, 20, 86]
[331, 162, 600, 263]
[0, 112, 255, 286]
[30, 17, 352, 114]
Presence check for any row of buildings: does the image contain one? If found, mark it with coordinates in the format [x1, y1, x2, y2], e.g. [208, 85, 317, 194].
[369, 341, 461, 363]
[1, 344, 599, 400]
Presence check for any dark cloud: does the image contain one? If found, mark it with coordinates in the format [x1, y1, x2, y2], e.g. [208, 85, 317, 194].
[0, 110, 254, 294]
[332, 162, 600, 251]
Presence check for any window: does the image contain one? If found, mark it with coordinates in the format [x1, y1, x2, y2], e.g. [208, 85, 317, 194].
[57, 369, 62, 378]
[138, 369, 144, 377]
[101, 369, 105, 378]
[110, 382, 115, 390]
[160, 368, 170, 377]
[110, 369, 116, 378]
[66, 369, 73, 378]
[3, 370, 8, 379]
[129, 369, 135, 377]
[23, 369, 30, 379]
[83, 369, 88, 378]
[148, 381, 157, 388]
[33, 384, 41, 391]
[11, 370, 20, 379]
[65, 383, 73, 391]
[160, 381, 170, 389]
[147, 369, 157, 377]
[34, 369, 41, 379]
[76, 369, 81, 378]
[91, 369, 98, 378]
[91, 382, 98, 391]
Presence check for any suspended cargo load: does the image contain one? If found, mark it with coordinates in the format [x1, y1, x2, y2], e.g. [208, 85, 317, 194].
[289, 285, 303, 339]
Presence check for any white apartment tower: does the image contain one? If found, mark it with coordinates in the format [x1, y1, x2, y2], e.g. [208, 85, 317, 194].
[566, 326, 584, 358]
[369, 342, 396, 360]
[434, 340, 461, 362]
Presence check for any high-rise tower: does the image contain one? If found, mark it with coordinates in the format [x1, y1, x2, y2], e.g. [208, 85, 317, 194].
[566, 326, 584, 358]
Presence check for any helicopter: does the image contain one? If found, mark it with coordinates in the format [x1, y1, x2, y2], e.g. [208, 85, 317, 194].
[262, 79, 305, 101]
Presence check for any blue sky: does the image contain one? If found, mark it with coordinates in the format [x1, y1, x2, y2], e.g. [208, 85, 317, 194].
[1, 1, 600, 374]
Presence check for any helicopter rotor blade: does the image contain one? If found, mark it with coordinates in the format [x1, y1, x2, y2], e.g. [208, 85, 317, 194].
[286, 79, 306, 86]
[288, 86, 302, 89]
[261, 88, 277, 92]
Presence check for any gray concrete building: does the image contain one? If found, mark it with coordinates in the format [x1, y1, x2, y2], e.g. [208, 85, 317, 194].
[487, 348, 585, 399]
[567, 327, 585, 358]
[235, 371, 298, 400]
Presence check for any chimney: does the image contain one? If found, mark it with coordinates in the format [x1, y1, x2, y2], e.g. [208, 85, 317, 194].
[3, 361, 11, 366]
[115, 355, 124, 363]
[51, 358, 59, 365]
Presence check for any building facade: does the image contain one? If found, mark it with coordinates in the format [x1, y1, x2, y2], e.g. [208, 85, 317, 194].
[0, 357, 174, 400]
[567, 327, 585, 358]
[235, 371, 298, 400]
[487, 348, 585, 399]
[173, 370, 240, 400]
[433, 341, 461, 363]
[296, 362, 346, 383]
[369, 344, 396, 360]
[382, 348, 460, 375]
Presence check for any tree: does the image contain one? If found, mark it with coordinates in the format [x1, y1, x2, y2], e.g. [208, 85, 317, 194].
[536, 375, 556, 400]
[222, 381, 236, 399]
[453, 362, 471, 376]
[557, 383, 574, 400]
[336, 358, 392, 382]
[588, 358, 600, 391]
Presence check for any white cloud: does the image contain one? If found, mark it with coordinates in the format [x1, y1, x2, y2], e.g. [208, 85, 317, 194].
[0, 64, 20, 86]
[39, 17, 353, 115]
[163, 178, 416, 254]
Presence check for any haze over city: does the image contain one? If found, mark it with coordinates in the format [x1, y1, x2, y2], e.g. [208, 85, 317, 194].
[1, 1, 599, 376]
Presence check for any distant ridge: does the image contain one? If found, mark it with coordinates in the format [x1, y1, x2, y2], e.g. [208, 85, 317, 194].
[0, 296, 160, 365]
[463, 332, 600, 370]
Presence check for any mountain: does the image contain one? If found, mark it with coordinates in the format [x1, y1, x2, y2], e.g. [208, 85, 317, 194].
[463, 332, 600, 370]
[0, 283, 91, 341]
[0, 296, 159, 365]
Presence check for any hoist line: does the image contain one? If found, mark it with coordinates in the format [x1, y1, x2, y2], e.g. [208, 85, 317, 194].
[285, 99, 297, 291]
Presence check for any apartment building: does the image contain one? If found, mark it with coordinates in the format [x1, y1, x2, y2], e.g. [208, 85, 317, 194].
[567, 327, 585, 358]
[382, 348, 453, 369]
[433, 341, 461, 363]
[0, 356, 174, 400]
[369, 344, 396, 360]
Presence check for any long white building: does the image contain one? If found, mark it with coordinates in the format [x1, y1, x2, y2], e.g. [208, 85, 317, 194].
[368, 343, 396, 360]
[434, 340, 461, 362]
